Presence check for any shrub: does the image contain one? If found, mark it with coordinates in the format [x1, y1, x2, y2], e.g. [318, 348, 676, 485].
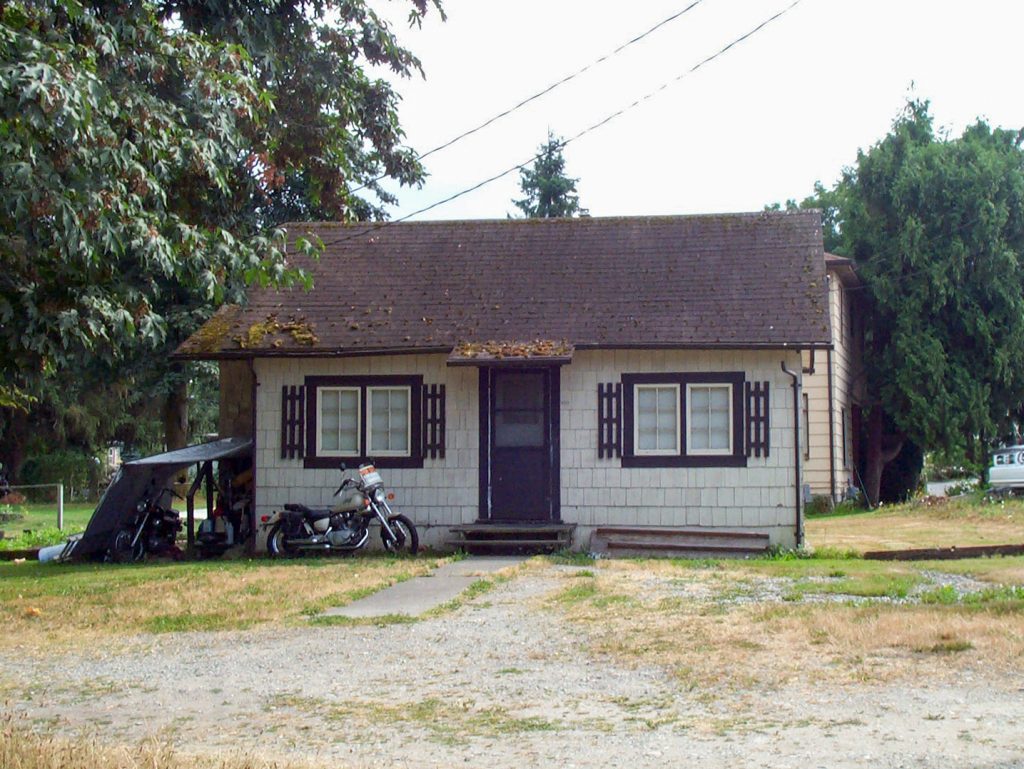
[20, 449, 104, 501]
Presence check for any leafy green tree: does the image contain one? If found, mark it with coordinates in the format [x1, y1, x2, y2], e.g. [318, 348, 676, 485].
[0, 1, 286, 392]
[0, 0, 439, 477]
[513, 131, 587, 218]
[162, 0, 442, 224]
[144, 0, 442, 454]
[798, 100, 1024, 502]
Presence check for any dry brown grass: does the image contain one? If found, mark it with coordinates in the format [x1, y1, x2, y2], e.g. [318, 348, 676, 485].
[1, 713, 316, 769]
[807, 498, 1024, 552]
[548, 562, 1024, 689]
[0, 556, 443, 652]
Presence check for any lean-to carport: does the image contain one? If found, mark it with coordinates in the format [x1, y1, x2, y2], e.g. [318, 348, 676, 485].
[58, 438, 252, 562]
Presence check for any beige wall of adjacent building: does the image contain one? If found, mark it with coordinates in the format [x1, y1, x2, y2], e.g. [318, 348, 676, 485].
[802, 268, 865, 502]
[246, 348, 803, 551]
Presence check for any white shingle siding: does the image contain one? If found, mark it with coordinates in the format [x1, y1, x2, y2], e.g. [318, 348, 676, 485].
[803, 270, 866, 501]
[251, 348, 802, 550]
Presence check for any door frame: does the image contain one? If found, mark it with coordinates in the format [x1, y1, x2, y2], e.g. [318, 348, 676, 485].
[477, 366, 561, 522]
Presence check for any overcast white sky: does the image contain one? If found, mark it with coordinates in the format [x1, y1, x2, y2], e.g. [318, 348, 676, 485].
[373, 0, 1024, 221]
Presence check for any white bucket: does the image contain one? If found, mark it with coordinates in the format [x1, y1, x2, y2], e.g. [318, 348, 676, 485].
[38, 542, 68, 563]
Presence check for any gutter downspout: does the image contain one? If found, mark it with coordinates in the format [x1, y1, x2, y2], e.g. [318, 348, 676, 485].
[781, 360, 804, 549]
[247, 357, 259, 556]
[826, 347, 836, 503]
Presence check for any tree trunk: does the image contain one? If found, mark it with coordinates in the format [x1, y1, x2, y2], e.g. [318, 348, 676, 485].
[163, 372, 189, 452]
[0, 408, 29, 483]
[862, 407, 904, 507]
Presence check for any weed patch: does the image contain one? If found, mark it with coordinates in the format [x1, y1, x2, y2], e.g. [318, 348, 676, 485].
[553, 579, 598, 605]
[272, 693, 560, 744]
[0, 711, 314, 768]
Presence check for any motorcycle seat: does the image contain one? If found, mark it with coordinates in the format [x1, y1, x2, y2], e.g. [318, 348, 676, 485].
[283, 503, 331, 520]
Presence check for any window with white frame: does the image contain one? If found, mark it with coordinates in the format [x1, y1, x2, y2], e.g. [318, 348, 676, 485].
[368, 386, 411, 456]
[318, 387, 360, 456]
[686, 383, 732, 455]
[635, 384, 680, 455]
[620, 371, 746, 468]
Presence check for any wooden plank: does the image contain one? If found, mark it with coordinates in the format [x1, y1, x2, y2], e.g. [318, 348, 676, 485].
[593, 526, 769, 542]
[449, 524, 575, 534]
[604, 541, 767, 554]
[864, 543, 1024, 561]
[0, 548, 39, 561]
[445, 538, 570, 547]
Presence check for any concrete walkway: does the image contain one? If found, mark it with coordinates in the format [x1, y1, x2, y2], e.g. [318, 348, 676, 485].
[319, 556, 524, 619]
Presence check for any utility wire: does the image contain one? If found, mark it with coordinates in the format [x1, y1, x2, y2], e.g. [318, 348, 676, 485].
[316, 0, 803, 249]
[350, 0, 707, 194]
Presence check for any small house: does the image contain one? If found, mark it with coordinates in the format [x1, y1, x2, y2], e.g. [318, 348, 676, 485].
[176, 211, 832, 555]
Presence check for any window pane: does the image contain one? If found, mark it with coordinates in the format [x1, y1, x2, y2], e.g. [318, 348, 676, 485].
[710, 387, 729, 412]
[636, 385, 677, 453]
[321, 391, 339, 451]
[338, 391, 358, 453]
[320, 389, 358, 454]
[657, 387, 676, 411]
[688, 384, 730, 453]
[370, 388, 409, 454]
[709, 426, 730, 449]
[690, 388, 708, 412]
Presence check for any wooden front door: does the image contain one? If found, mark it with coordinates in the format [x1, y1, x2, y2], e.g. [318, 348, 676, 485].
[480, 367, 560, 521]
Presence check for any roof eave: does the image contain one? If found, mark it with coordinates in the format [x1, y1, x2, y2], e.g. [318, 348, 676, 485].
[173, 340, 833, 361]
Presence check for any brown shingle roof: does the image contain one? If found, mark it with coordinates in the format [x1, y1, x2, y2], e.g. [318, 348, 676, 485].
[176, 211, 831, 359]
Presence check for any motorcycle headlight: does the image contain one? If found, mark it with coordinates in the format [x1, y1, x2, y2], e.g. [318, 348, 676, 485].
[373, 488, 387, 504]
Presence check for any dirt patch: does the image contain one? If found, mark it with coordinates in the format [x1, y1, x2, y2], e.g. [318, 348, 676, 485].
[553, 560, 1024, 689]
[2, 560, 1023, 768]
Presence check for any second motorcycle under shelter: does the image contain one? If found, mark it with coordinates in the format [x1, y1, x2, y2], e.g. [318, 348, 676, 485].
[56, 437, 253, 562]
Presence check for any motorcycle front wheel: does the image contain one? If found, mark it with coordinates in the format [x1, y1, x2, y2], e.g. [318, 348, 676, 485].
[109, 527, 143, 563]
[381, 514, 418, 556]
[266, 523, 301, 559]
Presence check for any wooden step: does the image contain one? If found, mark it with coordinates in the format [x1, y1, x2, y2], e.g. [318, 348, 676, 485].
[605, 541, 767, 554]
[444, 538, 570, 548]
[447, 522, 575, 554]
[449, 524, 573, 535]
[590, 527, 770, 559]
[593, 526, 769, 543]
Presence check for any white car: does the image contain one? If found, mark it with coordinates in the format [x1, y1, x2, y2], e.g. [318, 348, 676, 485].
[990, 446, 1024, 490]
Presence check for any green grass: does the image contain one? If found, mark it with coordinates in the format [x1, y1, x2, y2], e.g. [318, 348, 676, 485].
[0, 502, 96, 549]
[0, 553, 440, 648]
[784, 572, 922, 601]
[919, 583, 1024, 608]
[553, 578, 598, 604]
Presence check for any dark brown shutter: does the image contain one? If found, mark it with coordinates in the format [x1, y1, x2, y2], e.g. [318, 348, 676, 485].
[281, 385, 306, 459]
[745, 381, 770, 458]
[598, 382, 622, 458]
[422, 384, 446, 459]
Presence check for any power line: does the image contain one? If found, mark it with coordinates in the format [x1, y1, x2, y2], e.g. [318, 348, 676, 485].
[350, 1, 707, 194]
[317, 0, 804, 249]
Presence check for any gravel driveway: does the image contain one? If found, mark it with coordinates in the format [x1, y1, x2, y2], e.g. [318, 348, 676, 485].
[3, 563, 1024, 768]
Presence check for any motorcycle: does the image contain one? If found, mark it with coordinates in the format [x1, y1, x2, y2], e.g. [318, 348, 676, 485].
[108, 485, 183, 563]
[264, 463, 418, 557]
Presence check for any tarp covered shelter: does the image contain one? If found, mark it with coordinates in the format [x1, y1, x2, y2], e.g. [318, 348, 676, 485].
[63, 438, 252, 561]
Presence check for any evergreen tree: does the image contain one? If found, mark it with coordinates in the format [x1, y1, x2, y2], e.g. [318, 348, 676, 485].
[793, 100, 1024, 503]
[512, 131, 587, 218]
